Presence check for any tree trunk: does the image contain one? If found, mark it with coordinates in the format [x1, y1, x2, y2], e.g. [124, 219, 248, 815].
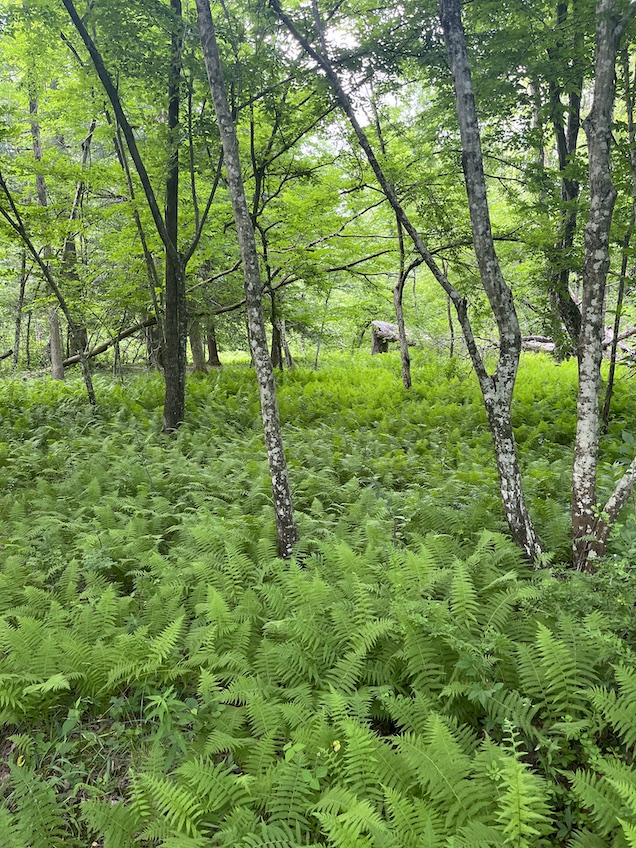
[394, 218, 411, 389]
[271, 321, 283, 369]
[162, 0, 187, 432]
[196, 0, 298, 558]
[26, 309, 32, 369]
[440, 0, 542, 559]
[13, 250, 28, 370]
[571, 0, 634, 570]
[26, 91, 95, 402]
[546, 1, 584, 352]
[206, 321, 222, 367]
[371, 326, 389, 354]
[146, 323, 163, 370]
[281, 320, 294, 369]
[602, 52, 636, 433]
[48, 307, 64, 381]
[189, 314, 208, 372]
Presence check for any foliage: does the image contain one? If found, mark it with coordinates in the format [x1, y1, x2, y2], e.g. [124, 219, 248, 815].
[0, 353, 636, 845]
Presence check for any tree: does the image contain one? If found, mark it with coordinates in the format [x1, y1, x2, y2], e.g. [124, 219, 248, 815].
[61, 0, 219, 430]
[273, 0, 542, 559]
[274, 0, 636, 570]
[570, 0, 636, 569]
[195, 0, 298, 558]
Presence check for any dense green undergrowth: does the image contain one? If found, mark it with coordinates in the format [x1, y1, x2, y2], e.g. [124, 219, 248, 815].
[1, 351, 636, 847]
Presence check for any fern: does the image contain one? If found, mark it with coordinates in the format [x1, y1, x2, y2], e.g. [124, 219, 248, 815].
[132, 771, 204, 838]
[81, 799, 142, 848]
[589, 663, 636, 750]
[6, 764, 68, 848]
[494, 754, 552, 847]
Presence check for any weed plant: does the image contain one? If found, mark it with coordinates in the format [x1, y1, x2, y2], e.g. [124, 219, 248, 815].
[0, 351, 636, 847]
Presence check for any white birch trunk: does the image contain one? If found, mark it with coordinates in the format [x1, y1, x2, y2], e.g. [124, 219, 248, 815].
[195, 0, 298, 558]
[572, 0, 636, 570]
[440, 0, 542, 560]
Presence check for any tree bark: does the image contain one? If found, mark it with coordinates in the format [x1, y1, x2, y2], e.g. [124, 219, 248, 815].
[13, 251, 28, 370]
[270, 290, 283, 369]
[602, 52, 636, 433]
[196, 0, 298, 558]
[546, 0, 584, 351]
[281, 319, 294, 369]
[189, 314, 208, 373]
[162, 0, 187, 432]
[572, 0, 636, 570]
[206, 321, 222, 367]
[440, 0, 542, 559]
[394, 217, 411, 389]
[48, 307, 65, 380]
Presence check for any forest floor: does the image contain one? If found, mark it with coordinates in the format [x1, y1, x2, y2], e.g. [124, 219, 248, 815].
[1, 350, 636, 847]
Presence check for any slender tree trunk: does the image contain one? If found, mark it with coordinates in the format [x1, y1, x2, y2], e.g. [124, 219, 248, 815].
[440, 0, 542, 559]
[270, 292, 283, 370]
[394, 218, 411, 389]
[571, 0, 636, 570]
[446, 279, 455, 358]
[572, 0, 636, 571]
[162, 0, 187, 432]
[206, 322, 222, 367]
[602, 53, 636, 433]
[146, 324, 163, 370]
[29, 96, 64, 384]
[571, 1, 617, 568]
[26, 309, 32, 369]
[189, 314, 208, 372]
[13, 251, 28, 370]
[314, 288, 331, 370]
[48, 307, 64, 380]
[196, 0, 298, 558]
[546, 1, 584, 351]
[281, 320, 294, 369]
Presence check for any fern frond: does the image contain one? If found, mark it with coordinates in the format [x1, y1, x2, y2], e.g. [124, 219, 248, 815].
[570, 769, 625, 835]
[450, 562, 479, 628]
[81, 799, 142, 848]
[590, 663, 636, 750]
[177, 756, 252, 815]
[566, 831, 609, 848]
[8, 764, 67, 848]
[495, 754, 552, 847]
[383, 785, 441, 847]
[132, 771, 203, 838]
[263, 761, 315, 829]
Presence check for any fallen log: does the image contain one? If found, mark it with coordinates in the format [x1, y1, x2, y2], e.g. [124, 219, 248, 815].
[603, 325, 636, 347]
[522, 339, 556, 353]
[0, 349, 13, 361]
[521, 326, 636, 357]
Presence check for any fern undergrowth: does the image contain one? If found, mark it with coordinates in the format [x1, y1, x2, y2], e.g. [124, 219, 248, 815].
[1, 351, 636, 847]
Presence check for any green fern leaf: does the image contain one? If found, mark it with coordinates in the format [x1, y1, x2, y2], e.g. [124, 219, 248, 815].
[81, 799, 142, 848]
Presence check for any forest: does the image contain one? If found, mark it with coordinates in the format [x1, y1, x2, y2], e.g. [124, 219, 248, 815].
[3, 0, 636, 844]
